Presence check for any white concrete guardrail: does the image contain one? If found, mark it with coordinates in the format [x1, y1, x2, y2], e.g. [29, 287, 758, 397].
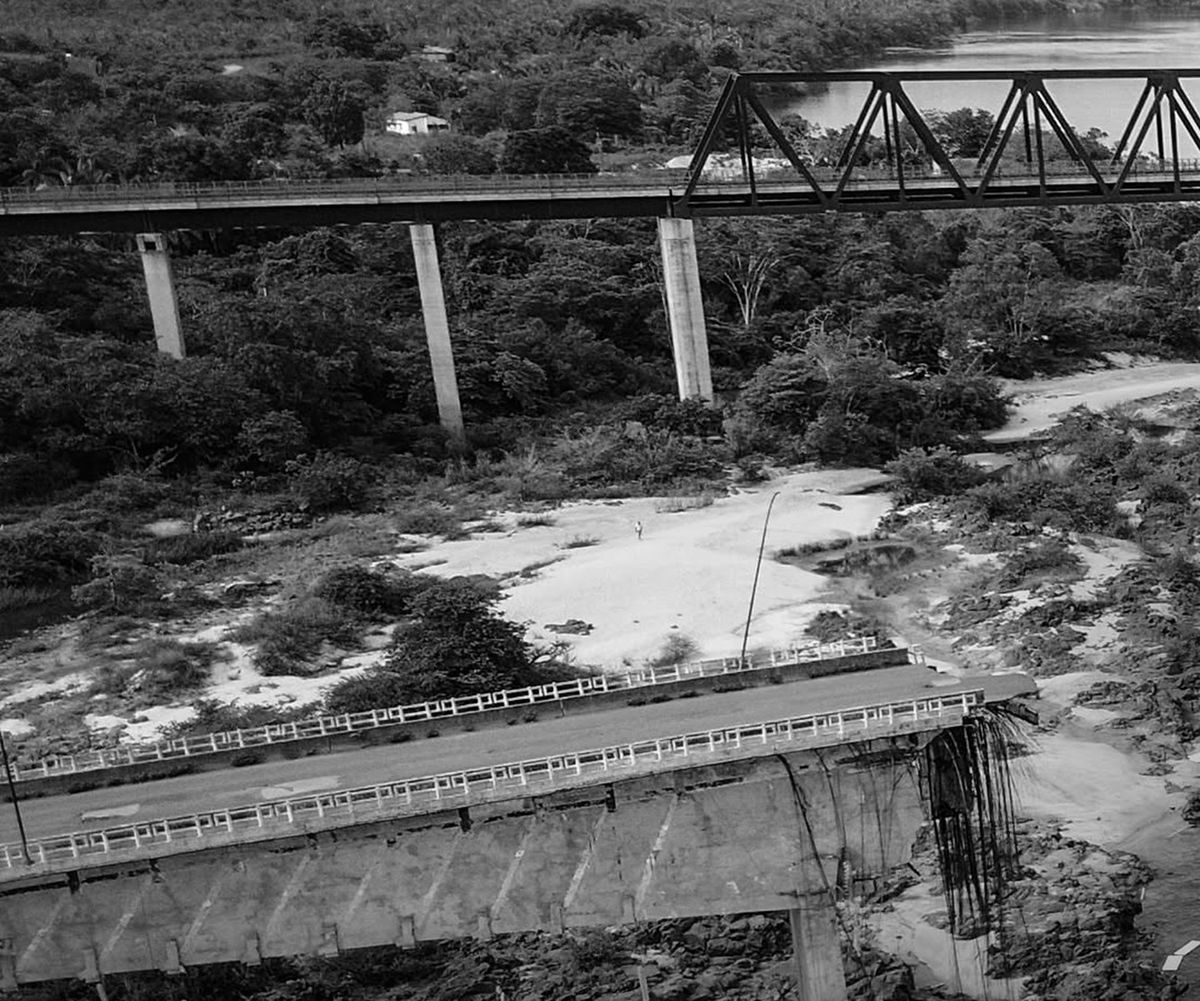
[8, 636, 887, 783]
[0, 687, 980, 870]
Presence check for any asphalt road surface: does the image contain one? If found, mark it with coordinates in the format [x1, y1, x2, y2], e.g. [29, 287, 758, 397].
[7, 665, 1034, 842]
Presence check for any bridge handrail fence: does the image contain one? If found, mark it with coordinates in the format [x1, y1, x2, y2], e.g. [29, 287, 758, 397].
[0, 686, 981, 870]
[9, 636, 883, 782]
[3, 159, 1200, 208]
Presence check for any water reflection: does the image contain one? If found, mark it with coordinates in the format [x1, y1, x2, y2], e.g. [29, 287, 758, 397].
[783, 9, 1200, 156]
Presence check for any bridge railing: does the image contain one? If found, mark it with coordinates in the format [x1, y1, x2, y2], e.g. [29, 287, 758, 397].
[4, 158, 1200, 208]
[0, 686, 982, 870]
[8, 636, 884, 782]
[0, 171, 693, 205]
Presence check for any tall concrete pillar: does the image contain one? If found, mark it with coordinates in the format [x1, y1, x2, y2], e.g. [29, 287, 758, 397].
[657, 217, 713, 402]
[409, 223, 465, 443]
[789, 894, 848, 1001]
[135, 233, 185, 359]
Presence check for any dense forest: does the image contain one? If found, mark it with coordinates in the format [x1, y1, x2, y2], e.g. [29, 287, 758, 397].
[6, 0, 1200, 607]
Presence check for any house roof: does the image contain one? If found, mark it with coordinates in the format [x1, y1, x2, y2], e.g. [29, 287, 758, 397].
[388, 111, 449, 124]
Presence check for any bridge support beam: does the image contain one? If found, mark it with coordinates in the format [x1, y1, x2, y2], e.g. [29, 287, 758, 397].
[790, 894, 848, 1001]
[409, 223, 465, 444]
[657, 217, 713, 402]
[136, 233, 185, 359]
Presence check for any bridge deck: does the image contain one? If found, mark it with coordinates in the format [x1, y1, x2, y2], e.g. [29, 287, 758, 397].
[0, 667, 1033, 875]
[3, 166, 1200, 233]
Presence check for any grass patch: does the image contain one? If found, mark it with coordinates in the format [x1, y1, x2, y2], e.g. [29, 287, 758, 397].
[775, 536, 855, 560]
[90, 638, 220, 699]
[231, 596, 359, 676]
[0, 584, 60, 611]
[558, 534, 600, 550]
[654, 492, 717, 514]
[646, 633, 700, 667]
[159, 699, 310, 740]
[469, 519, 506, 533]
[392, 504, 466, 538]
[517, 556, 565, 579]
[516, 514, 556, 528]
[143, 530, 244, 566]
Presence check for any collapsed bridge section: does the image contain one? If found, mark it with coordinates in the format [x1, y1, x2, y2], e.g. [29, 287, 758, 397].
[0, 690, 1023, 1000]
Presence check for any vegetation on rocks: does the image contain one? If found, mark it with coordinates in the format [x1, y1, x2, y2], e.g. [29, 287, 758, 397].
[324, 575, 579, 711]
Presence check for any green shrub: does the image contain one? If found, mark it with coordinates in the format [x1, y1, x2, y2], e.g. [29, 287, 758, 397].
[235, 596, 359, 676]
[997, 539, 1082, 589]
[134, 638, 217, 696]
[647, 633, 699, 667]
[91, 639, 216, 698]
[616, 394, 724, 437]
[285, 451, 374, 513]
[392, 503, 464, 537]
[0, 520, 100, 588]
[548, 425, 726, 494]
[0, 584, 61, 612]
[0, 452, 76, 503]
[324, 577, 577, 712]
[143, 530, 244, 565]
[805, 610, 887, 644]
[885, 446, 987, 504]
[959, 474, 1118, 533]
[309, 565, 424, 616]
[80, 474, 172, 514]
[71, 555, 164, 614]
[1141, 475, 1191, 507]
[238, 410, 309, 471]
[159, 699, 310, 740]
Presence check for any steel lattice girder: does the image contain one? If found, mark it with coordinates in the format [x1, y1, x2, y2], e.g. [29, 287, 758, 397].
[677, 69, 1200, 214]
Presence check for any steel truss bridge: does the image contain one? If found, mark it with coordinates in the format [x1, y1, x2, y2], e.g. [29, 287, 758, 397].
[2, 68, 1200, 234]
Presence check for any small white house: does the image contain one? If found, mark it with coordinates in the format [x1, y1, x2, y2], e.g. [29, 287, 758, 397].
[386, 112, 451, 136]
[418, 46, 456, 63]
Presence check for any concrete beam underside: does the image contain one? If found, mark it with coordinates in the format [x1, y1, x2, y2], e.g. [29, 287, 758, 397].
[135, 232, 185, 359]
[657, 217, 713, 401]
[409, 223, 465, 443]
[0, 736, 932, 991]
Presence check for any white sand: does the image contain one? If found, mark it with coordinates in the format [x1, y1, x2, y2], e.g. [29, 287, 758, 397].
[1015, 731, 1173, 844]
[985, 361, 1200, 443]
[0, 673, 89, 709]
[0, 718, 34, 738]
[394, 471, 893, 669]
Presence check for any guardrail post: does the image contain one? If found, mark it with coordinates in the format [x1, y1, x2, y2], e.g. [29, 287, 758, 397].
[135, 233, 186, 359]
[657, 217, 713, 401]
[409, 223, 466, 444]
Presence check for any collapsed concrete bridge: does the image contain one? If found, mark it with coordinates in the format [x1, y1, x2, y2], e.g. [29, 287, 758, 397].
[0, 686, 1026, 999]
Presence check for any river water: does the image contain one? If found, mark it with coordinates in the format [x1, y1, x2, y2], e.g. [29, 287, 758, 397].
[787, 7, 1200, 152]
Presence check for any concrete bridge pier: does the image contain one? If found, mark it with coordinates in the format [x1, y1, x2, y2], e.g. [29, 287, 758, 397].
[791, 894, 849, 1001]
[657, 217, 713, 402]
[136, 233, 185, 359]
[409, 223, 466, 445]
